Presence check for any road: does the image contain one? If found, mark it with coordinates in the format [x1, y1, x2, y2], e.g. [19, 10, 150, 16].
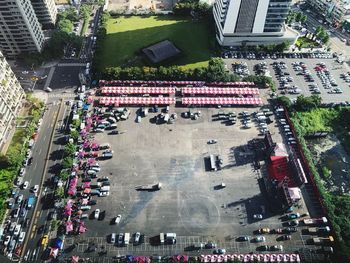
[21, 99, 74, 262]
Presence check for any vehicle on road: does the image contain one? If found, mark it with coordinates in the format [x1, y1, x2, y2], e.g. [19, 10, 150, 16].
[27, 195, 36, 209]
[3, 236, 11, 246]
[31, 185, 39, 193]
[22, 181, 29, 189]
[285, 213, 300, 220]
[14, 225, 21, 236]
[18, 232, 26, 243]
[253, 214, 263, 219]
[284, 227, 298, 233]
[303, 217, 328, 226]
[207, 139, 217, 144]
[41, 235, 49, 247]
[286, 220, 299, 227]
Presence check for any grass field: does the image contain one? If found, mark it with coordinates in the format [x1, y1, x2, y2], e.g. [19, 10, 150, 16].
[295, 36, 320, 49]
[98, 16, 214, 69]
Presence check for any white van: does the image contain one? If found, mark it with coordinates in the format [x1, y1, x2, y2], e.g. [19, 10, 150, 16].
[160, 233, 165, 244]
[124, 233, 130, 245]
[100, 186, 110, 192]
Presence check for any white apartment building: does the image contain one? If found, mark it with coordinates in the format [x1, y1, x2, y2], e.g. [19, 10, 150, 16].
[31, 0, 57, 27]
[0, 51, 25, 151]
[0, 0, 45, 57]
[213, 0, 298, 46]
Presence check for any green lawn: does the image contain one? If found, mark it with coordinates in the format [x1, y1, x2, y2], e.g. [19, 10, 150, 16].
[98, 16, 214, 70]
[295, 36, 320, 49]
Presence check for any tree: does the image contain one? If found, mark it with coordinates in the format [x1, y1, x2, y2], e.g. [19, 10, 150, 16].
[276, 96, 292, 110]
[70, 130, 79, 141]
[61, 156, 73, 169]
[206, 57, 229, 82]
[294, 95, 322, 111]
[300, 14, 307, 24]
[58, 19, 73, 34]
[60, 170, 70, 181]
[64, 143, 76, 157]
[322, 34, 330, 44]
[54, 186, 65, 199]
[295, 12, 303, 22]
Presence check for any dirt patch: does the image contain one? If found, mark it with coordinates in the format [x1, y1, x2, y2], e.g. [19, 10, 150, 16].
[308, 134, 350, 195]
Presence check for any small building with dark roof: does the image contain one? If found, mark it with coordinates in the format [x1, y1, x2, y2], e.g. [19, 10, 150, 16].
[142, 40, 181, 64]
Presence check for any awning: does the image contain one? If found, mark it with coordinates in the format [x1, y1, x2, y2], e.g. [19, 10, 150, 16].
[99, 96, 176, 106]
[181, 97, 263, 105]
[100, 86, 175, 95]
[181, 87, 259, 95]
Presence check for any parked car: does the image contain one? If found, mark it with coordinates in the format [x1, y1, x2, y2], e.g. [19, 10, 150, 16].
[213, 248, 226, 254]
[270, 245, 283, 251]
[94, 209, 100, 219]
[237, 236, 250, 242]
[117, 233, 124, 246]
[254, 236, 266, 242]
[205, 242, 217, 249]
[114, 214, 121, 224]
[134, 232, 141, 244]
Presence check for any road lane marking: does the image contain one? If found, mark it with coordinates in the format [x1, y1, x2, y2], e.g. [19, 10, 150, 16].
[43, 135, 46, 141]
[34, 162, 38, 170]
[38, 148, 42, 155]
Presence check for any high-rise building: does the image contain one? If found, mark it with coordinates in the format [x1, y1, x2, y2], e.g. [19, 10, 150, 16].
[0, 0, 45, 57]
[0, 51, 25, 151]
[31, 0, 57, 27]
[213, 0, 298, 46]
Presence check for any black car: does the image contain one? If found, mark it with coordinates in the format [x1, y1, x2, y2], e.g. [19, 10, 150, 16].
[257, 245, 269, 251]
[88, 200, 97, 205]
[284, 227, 298, 233]
[82, 177, 92, 182]
[204, 242, 216, 249]
[102, 181, 110, 186]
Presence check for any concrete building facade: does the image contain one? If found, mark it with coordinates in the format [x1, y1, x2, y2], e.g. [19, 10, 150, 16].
[0, 51, 25, 151]
[213, 0, 298, 46]
[0, 0, 45, 56]
[31, 0, 57, 27]
[308, 0, 350, 25]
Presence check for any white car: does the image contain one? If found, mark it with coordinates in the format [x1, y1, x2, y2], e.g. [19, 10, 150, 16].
[99, 191, 109, 197]
[31, 185, 39, 193]
[3, 236, 11, 246]
[94, 209, 100, 219]
[16, 177, 23, 186]
[19, 168, 25, 177]
[14, 225, 21, 236]
[18, 232, 26, 243]
[115, 214, 121, 224]
[22, 181, 29, 189]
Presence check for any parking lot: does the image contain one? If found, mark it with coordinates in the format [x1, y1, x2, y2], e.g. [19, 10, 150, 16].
[224, 57, 350, 103]
[62, 105, 323, 259]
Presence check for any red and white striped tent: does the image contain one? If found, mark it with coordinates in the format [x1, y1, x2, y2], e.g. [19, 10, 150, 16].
[99, 96, 176, 106]
[100, 86, 176, 95]
[181, 97, 263, 105]
[181, 87, 259, 95]
[200, 254, 300, 262]
[208, 81, 255, 86]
